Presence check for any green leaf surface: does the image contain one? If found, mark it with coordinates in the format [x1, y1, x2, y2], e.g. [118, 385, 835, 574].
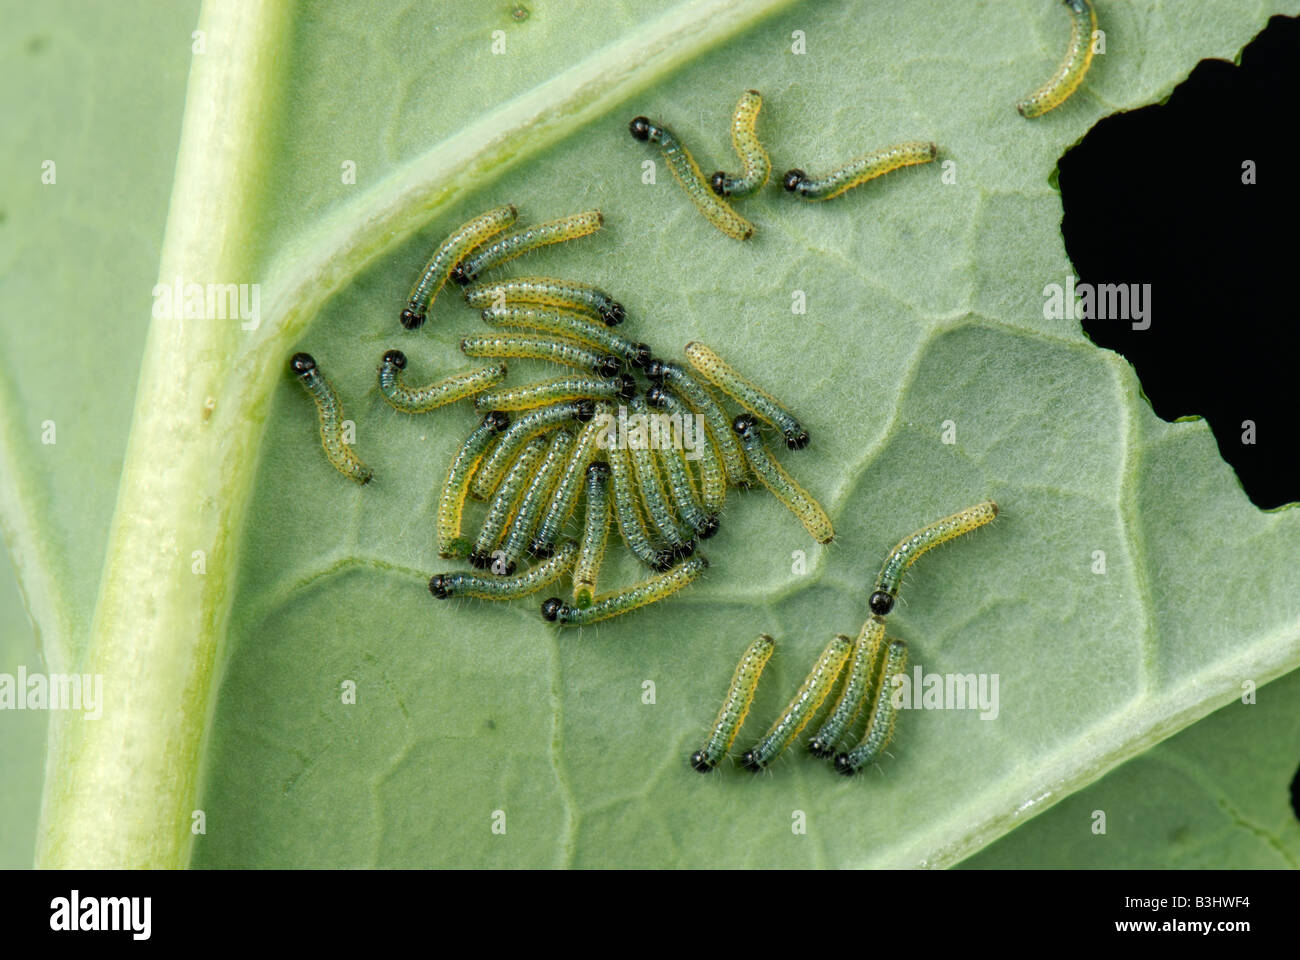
[2, 0, 1298, 868]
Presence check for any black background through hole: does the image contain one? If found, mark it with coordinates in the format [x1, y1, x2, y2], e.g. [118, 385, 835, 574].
[1058, 14, 1300, 510]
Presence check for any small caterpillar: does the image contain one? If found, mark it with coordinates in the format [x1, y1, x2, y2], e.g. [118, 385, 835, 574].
[783, 141, 937, 201]
[807, 616, 885, 758]
[627, 395, 696, 558]
[470, 434, 549, 571]
[429, 541, 577, 600]
[690, 634, 775, 772]
[868, 500, 999, 616]
[290, 352, 374, 485]
[1016, 0, 1098, 119]
[572, 461, 611, 608]
[480, 304, 652, 369]
[469, 399, 596, 501]
[472, 372, 635, 412]
[437, 410, 511, 558]
[606, 417, 674, 571]
[645, 384, 726, 515]
[732, 415, 834, 544]
[463, 276, 626, 326]
[541, 555, 708, 626]
[451, 211, 604, 285]
[529, 406, 611, 559]
[401, 204, 516, 329]
[741, 634, 852, 771]
[497, 429, 576, 575]
[710, 90, 770, 199]
[377, 349, 506, 413]
[628, 116, 755, 241]
[460, 333, 623, 379]
[655, 445, 718, 540]
[645, 360, 751, 487]
[684, 340, 809, 449]
[835, 638, 908, 776]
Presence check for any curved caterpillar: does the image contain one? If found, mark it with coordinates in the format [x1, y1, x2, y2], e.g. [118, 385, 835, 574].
[572, 461, 611, 609]
[378, 349, 506, 413]
[868, 500, 998, 616]
[460, 333, 623, 379]
[401, 204, 516, 329]
[605, 417, 674, 571]
[783, 141, 937, 201]
[469, 399, 596, 501]
[451, 211, 603, 285]
[429, 541, 577, 600]
[645, 384, 726, 515]
[627, 395, 695, 558]
[741, 634, 852, 771]
[437, 411, 511, 558]
[290, 352, 373, 485]
[1016, 0, 1098, 119]
[529, 406, 611, 559]
[684, 340, 808, 449]
[628, 116, 755, 241]
[710, 90, 770, 199]
[645, 359, 750, 487]
[541, 555, 708, 626]
[497, 429, 576, 576]
[464, 276, 626, 326]
[835, 638, 908, 776]
[732, 415, 834, 544]
[470, 434, 549, 571]
[690, 634, 775, 772]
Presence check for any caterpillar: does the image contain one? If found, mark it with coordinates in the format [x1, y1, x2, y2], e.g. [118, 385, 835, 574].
[868, 500, 999, 616]
[572, 461, 611, 609]
[645, 384, 726, 515]
[290, 352, 374, 485]
[377, 349, 506, 413]
[470, 434, 549, 571]
[460, 333, 624, 379]
[741, 634, 852, 771]
[732, 415, 833, 544]
[529, 405, 612, 559]
[469, 399, 596, 501]
[480, 304, 653, 369]
[783, 141, 937, 201]
[835, 638, 908, 776]
[807, 616, 885, 758]
[644, 359, 751, 487]
[436, 410, 511, 558]
[451, 210, 604, 285]
[690, 634, 775, 772]
[628, 116, 755, 241]
[463, 276, 626, 326]
[429, 541, 577, 600]
[541, 555, 708, 626]
[606, 416, 675, 571]
[472, 372, 635, 412]
[710, 90, 770, 199]
[684, 340, 808, 449]
[627, 395, 696, 557]
[654, 444, 718, 540]
[401, 204, 516, 329]
[497, 429, 576, 576]
[1016, 0, 1098, 119]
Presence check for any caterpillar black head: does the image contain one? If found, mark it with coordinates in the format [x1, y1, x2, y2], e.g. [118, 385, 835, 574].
[587, 461, 611, 481]
[290, 352, 316, 377]
[528, 539, 555, 560]
[540, 597, 565, 622]
[381, 349, 407, 369]
[833, 754, 858, 777]
[594, 355, 623, 379]
[468, 550, 490, 570]
[868, 591, 895, 617]
[689, 751, 715, 773]
[644, 384, 667, 407]
[574, 399, 597, 423]
[699, 516, 720, 539]
[399, 307, 425, 330]
[428, 574, 452, 599]
[630, 343, 653, 369]
[782, 169, 807, 193]
[643, 359, 671, 382]
[732, 413, 758, 437]
[785, 428, 810, 450]
[601, 302, 626, 326]
[806, 738, 834, 759]
[709, 171, 731, 197]
[615, 374, 637, 402]
[483, 410, 511, 432]
[652, 549, 676, 572]
[450, 263, 475, 285]
[740, 750, 763, 773]
[628, 116, 652, 141]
